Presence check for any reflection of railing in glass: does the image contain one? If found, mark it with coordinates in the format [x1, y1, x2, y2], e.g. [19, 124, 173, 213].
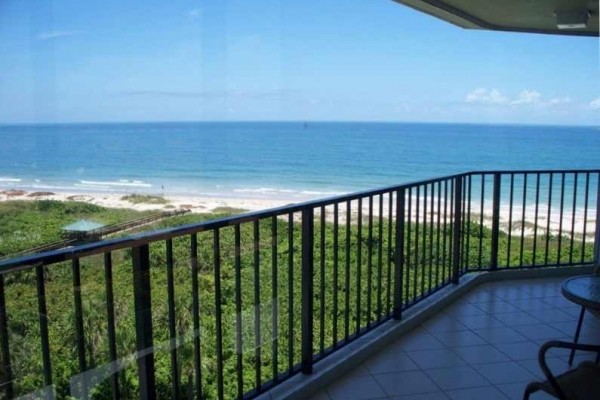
[0, 169, 598, 400]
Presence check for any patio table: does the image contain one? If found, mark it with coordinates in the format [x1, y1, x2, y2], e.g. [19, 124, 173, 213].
[562, 275, 600, 312]
[562, 275, 600, 365]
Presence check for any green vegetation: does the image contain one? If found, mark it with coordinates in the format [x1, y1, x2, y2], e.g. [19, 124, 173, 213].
[121, 194, 169, 205]
[210, 206, 248, 214]
[0, 200, 594, 399]
[0, 201, 156, 257]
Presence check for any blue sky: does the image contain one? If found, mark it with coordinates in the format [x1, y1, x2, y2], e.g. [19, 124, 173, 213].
[0, 0, 598, 125]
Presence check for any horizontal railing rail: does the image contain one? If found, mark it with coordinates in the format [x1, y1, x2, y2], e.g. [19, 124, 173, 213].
[0, 169, 598, 400]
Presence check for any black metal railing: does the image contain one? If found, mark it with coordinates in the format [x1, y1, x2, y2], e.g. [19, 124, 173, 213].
[0, 169, 598, 399]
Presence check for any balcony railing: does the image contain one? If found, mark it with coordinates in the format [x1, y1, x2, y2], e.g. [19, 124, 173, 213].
[0, 169, 598, 399]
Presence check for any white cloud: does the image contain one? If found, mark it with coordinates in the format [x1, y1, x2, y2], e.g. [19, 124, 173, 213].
[547, 97, 572, 105]
[465, 88, 508, 105]
[510, 90, 542, 105]
[395, 102, 411, 113]
[589, 97, 600, 110]
[37, 30, 81, 40]
[465, 88, 575, 109]
[188, 8, 202, 19]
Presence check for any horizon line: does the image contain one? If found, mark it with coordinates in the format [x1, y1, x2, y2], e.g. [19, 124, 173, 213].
[0, 120, 598, 128]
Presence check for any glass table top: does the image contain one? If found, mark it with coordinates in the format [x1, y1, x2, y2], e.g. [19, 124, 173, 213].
[562, 275, 600, 311]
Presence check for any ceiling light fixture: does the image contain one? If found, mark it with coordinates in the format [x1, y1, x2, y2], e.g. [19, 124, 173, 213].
[555, 10, 590, 29]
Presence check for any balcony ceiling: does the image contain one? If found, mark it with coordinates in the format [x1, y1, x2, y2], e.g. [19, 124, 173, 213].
[392, 0, 599, 36]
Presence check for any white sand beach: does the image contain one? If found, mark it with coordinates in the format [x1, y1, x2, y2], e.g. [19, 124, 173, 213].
[0, 189, 596, 240]
[0, 189, 293, 214]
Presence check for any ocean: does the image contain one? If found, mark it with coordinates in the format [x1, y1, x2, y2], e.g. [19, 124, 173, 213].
[0, 122, 598, 201]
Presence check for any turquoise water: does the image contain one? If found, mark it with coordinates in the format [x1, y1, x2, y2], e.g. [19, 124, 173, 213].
[0, 122, 598, 199]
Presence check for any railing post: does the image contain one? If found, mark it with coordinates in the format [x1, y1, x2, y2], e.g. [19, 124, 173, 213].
[452, 176, 463, 284]
[594, 174, 600, 267]
[0, 275, 13, 399]
[132, 244, 156, 399]
[301, 207, 314, 375]
[71, 258, 88, 399]
[36, 266, 54, 400]
[393, 189, 405, 320]
[103, 253, 120, 400]
[490, 173, 501, 270]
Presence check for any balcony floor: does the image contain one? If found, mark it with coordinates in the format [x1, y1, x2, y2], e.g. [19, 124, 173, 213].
[309, 276, 600, 400]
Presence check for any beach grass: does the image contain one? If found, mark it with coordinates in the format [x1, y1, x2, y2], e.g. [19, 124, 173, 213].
[211, 206, 248, 214]
[121, 193, 169, 205]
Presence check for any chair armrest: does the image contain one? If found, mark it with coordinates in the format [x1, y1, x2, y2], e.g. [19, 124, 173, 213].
[537, 340, 600, 400]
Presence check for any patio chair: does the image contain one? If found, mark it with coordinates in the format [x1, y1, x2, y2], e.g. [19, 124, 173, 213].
[523, 340, 600, 400]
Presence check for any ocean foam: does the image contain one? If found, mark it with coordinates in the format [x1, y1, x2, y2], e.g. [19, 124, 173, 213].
[300, 190, 345, 196]
[233, 187, 345, 198]
[79, 179, 152, 188]
[0, 177, 22, 183]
